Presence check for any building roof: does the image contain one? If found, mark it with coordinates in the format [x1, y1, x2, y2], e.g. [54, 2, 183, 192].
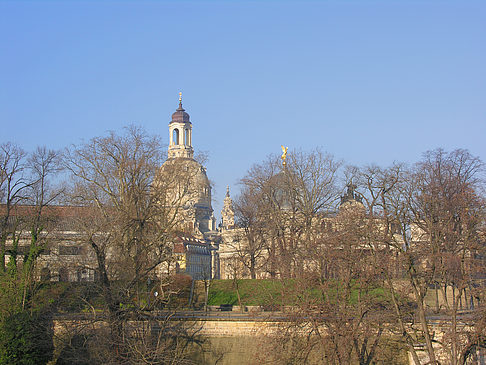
[170, 101, 190, 124]
[173, 234, 208, 245]
[0, 204, 89, 219]
[172, 234, 211, 254]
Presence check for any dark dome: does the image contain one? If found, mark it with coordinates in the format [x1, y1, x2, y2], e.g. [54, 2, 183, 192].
[171, 102, 190, 123]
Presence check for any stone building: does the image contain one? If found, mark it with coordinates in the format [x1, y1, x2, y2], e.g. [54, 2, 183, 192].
[171, 235, 212, 280]
[1, 205, 99, 283]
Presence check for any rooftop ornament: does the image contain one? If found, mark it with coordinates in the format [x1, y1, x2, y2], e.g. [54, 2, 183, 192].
[281, 145, 288, 166]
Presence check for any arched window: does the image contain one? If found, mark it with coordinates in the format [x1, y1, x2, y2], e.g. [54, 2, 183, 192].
[40, 267, 50, 282]
[173, 129, 180, 145]
[58, 267, 69, 282]
[82, 269, 88, 282]
[184, 129, 190, 146]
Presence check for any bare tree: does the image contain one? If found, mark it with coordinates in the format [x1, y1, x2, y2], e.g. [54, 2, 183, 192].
[0, 145, 63, 364]
[238, 149, 342, 278]
[230, 186, 268, 279]
[0, 145, 63, 312]
[19, 147, 64, 309]
[259, 203, 397, 365]
[409, 149, 484, 364]
[352, 162, 427, 364]
[239, 150, 400, 363]
[0, 142, 28, 272]
[64, 126, 203, 364]
[356, 149, 485, 365]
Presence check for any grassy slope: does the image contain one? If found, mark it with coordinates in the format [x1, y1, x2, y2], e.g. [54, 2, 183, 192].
[207, 279, 388, 307]
[207, 279, 287, 306]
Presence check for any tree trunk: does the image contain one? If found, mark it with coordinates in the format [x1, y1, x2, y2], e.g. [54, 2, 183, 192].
[411, 278, 437, 364]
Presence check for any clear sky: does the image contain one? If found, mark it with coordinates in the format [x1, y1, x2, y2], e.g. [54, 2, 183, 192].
[1, 0, 485, 219]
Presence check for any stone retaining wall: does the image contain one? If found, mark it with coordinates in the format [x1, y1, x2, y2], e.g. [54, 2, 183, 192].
[53, 317, 282, 338]
[192, 319, 281, 336]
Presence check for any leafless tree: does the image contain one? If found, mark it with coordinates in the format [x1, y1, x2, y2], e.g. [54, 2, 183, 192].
[352, 162, 427, 363]
[64, 126, 203, 364]
[230, 186, 268, 279]
[239, 150, 402, 363]
[0, 145, 63, 313]
[238, 149, 342, 278]
[409, 149, 484, 364]
[356, 149, 485, 365]
[0, 142, 28, 272]
[259, 204, 398, 365]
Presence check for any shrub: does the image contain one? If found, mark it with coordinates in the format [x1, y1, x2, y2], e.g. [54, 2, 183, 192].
[0, 311, 53, 365]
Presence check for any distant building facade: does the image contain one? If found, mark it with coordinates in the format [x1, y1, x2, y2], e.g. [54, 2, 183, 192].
[170, 235, 212, 279]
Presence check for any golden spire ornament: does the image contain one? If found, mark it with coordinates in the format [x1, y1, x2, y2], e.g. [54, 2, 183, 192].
[281, 145, 288, 166]
[179, 92, 182, 102]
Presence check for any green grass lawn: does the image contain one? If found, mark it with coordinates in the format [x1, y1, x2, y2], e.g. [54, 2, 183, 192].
[207, 279, 390, 307]
[207, 279, 288, 306]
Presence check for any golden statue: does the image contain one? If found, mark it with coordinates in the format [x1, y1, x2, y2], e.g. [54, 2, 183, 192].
[281, 145, 288, 165]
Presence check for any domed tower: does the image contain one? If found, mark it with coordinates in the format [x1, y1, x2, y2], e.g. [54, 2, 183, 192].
[159, 94, 216, 235]
[168, 93, 194, 159]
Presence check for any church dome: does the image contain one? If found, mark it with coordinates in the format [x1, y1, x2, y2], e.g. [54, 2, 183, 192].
[158, 158, 211, 207]
[171, 102, 191, 124]
[156, 157, 214, 234]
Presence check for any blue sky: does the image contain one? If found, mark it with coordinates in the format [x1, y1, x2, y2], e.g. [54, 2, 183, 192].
[1, 1, 485, 218]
